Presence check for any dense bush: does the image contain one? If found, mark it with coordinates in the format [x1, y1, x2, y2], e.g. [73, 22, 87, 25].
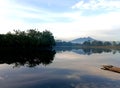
[0, 29, 55, 48]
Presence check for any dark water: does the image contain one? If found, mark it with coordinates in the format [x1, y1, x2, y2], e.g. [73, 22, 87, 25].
[0, 48, 120, 88]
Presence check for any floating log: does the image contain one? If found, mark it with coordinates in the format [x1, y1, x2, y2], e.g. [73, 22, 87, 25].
[101, 65, 120, 73]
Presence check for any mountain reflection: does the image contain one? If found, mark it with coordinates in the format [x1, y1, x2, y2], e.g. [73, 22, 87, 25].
[74, 48, 112, 55]
[55, 47, 120, 55]
[0, 48, 56, 67]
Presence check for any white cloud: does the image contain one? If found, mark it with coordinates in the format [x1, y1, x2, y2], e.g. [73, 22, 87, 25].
[72, 0, 120, 10]
[39, 11, 120, 41]
[1, 10, 119, 40]
[0, 0, 120, 41]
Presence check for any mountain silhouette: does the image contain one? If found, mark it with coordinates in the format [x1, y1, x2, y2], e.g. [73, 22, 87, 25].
[71, 37, 96, 44]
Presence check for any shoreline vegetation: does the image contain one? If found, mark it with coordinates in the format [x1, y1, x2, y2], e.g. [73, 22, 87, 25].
[0, 29, 56, 67]
[0, 29, 55, 50]
[56, 40, 120, 50]
[0, 29, 120, 50]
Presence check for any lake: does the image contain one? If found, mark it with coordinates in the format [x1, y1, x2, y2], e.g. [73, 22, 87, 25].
[0, 48, 120, 88]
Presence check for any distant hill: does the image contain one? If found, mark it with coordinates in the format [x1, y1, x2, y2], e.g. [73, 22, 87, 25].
[70, 37, 96, 44]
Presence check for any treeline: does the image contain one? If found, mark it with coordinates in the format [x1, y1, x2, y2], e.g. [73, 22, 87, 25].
[0, 29, 55, 48]
[83, 40, 120, 46]
[56, 40, 74, 46]
[55, 40, 120, 48]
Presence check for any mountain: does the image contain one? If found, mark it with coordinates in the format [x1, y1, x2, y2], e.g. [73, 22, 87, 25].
[70, 37, 96, 44]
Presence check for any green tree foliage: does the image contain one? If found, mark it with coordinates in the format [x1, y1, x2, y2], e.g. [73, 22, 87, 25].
[83, 41, 91, 46]
[91, 41, 104, 46]
[82, 40, 112, 46]
[103, 41, 112, 46]
[0, 29, 55, 49]
[112, 41, 117, 46]
[55, 40, 73, 46]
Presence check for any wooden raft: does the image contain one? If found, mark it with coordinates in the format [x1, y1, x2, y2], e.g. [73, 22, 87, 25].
[101, 65, 120, 73]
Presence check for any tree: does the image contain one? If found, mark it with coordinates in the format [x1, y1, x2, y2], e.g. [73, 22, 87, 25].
[83, 41, 91, 46]
[104, 41, 112, 46]
[112, 41, 117, 46]
[91, 41, 104, 46]
[0, 29, 55, 49]
[41, 30, 55, 47]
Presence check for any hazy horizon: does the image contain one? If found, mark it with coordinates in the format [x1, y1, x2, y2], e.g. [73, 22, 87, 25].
[0, 0, 120, 41]
[55, 36, 120, 42]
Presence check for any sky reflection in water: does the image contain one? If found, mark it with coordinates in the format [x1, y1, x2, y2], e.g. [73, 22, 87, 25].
[0, 49, 120, 88]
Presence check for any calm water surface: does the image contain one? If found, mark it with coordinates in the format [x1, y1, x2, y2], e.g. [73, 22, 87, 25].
[0, 48, 120, 88]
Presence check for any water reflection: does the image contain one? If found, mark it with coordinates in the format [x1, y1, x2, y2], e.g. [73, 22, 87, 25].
[0, 48, 120, 88]
[72, 48, 112, 55]
[55, 47, 120, 55]
[0, 48, 56, 67]
[54, 50, 120, 80]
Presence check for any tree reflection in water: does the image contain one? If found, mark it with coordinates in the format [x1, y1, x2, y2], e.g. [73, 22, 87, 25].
[55, 47, 117, 55]
[0, 48, 56, 67]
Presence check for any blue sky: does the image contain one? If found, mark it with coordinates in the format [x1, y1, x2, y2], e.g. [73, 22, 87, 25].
[0, 0, 120, 41]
